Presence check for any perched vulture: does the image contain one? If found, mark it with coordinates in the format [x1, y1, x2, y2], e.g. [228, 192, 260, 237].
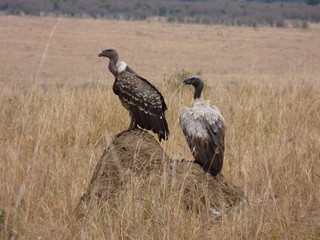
[98, 48, 169, 141]
[179, 76, 226, 176]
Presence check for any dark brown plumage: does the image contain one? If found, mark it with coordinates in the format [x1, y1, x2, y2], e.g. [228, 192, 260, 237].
[98, 48, 169, 141]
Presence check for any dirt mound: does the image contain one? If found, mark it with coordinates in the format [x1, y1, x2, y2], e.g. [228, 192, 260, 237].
[78, 128, 246, 214]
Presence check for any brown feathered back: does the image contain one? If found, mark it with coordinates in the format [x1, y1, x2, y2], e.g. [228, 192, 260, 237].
[113, 67, 169, 141]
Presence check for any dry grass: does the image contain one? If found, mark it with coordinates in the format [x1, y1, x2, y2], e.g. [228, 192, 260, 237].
[0, 15, 320, 239]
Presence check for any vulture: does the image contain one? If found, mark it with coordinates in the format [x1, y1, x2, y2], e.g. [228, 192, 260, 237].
[179, 76, 226, 176]
[98, 48, 169, 141]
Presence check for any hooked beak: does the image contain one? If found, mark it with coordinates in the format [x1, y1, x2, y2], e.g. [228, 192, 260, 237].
[98, 50, 107, 57]
[183, 77, 194, 85]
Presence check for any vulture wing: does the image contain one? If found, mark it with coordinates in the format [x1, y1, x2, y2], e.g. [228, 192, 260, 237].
[114, 68, 169, 141]
[179, 106, 226, 176]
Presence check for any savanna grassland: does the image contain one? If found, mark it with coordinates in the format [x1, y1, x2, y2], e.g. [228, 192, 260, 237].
[0, 15, 320, 239]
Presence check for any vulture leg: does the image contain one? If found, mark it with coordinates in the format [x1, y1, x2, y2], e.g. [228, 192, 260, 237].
[127, 114, 137, 131]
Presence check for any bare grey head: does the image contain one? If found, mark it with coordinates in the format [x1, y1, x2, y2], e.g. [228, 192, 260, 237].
[98, 48, 120, 77]
[183, 75, 204, 99]
[98, 48, 119, 59]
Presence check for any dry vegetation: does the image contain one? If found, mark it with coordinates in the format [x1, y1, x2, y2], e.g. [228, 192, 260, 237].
[0, 15, 320, 239]
[1, 0, 320, 27]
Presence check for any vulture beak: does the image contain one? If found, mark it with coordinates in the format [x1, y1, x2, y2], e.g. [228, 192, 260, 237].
[183, 77, 194, 85]
[98, 50, 107, 57]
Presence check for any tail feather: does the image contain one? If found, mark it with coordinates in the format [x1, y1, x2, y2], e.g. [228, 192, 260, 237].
[130, 104, 169, 141]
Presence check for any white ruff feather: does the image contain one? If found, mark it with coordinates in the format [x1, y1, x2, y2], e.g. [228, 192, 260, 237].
[117, 61, 127, 73]
[193, 99, 225, 123]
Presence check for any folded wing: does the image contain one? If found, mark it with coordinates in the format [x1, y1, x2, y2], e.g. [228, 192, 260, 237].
[180, 106, 226, 176]
[114, 69, 169, 141]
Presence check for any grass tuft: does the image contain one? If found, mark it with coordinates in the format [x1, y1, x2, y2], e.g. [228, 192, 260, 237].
[0, 16, 320, 239]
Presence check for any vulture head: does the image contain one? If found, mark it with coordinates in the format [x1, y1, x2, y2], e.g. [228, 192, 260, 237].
[183, 75, 202, 86]
[183, 75, 204, 99]
[98, 48, 121, 77]
[98, 48, 119, 60]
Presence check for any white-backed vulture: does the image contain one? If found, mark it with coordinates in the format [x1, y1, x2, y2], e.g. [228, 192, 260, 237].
[98, 48, 169, 141]
[179, 76, 226, 176]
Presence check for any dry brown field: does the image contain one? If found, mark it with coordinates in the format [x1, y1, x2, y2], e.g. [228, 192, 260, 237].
[0, 15, 320, 239]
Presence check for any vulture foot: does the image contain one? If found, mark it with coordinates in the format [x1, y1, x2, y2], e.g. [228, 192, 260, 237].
[115, 130, 130, 138]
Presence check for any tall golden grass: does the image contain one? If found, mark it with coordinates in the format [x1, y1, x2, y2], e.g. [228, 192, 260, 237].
[0, 16, 319, 239]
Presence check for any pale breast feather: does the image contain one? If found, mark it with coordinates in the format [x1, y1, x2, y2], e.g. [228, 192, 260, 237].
[179, 106, 209, 140]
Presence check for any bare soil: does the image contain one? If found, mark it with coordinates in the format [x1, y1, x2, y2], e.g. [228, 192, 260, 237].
[78, 128, 246, 215]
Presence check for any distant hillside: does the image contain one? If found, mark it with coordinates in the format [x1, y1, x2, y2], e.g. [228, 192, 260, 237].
[0, 0, 319, 27]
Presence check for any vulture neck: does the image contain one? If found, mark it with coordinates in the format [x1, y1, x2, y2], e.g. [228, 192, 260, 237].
[193, 82, 204, 100]
[108, 55, 119, 77]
